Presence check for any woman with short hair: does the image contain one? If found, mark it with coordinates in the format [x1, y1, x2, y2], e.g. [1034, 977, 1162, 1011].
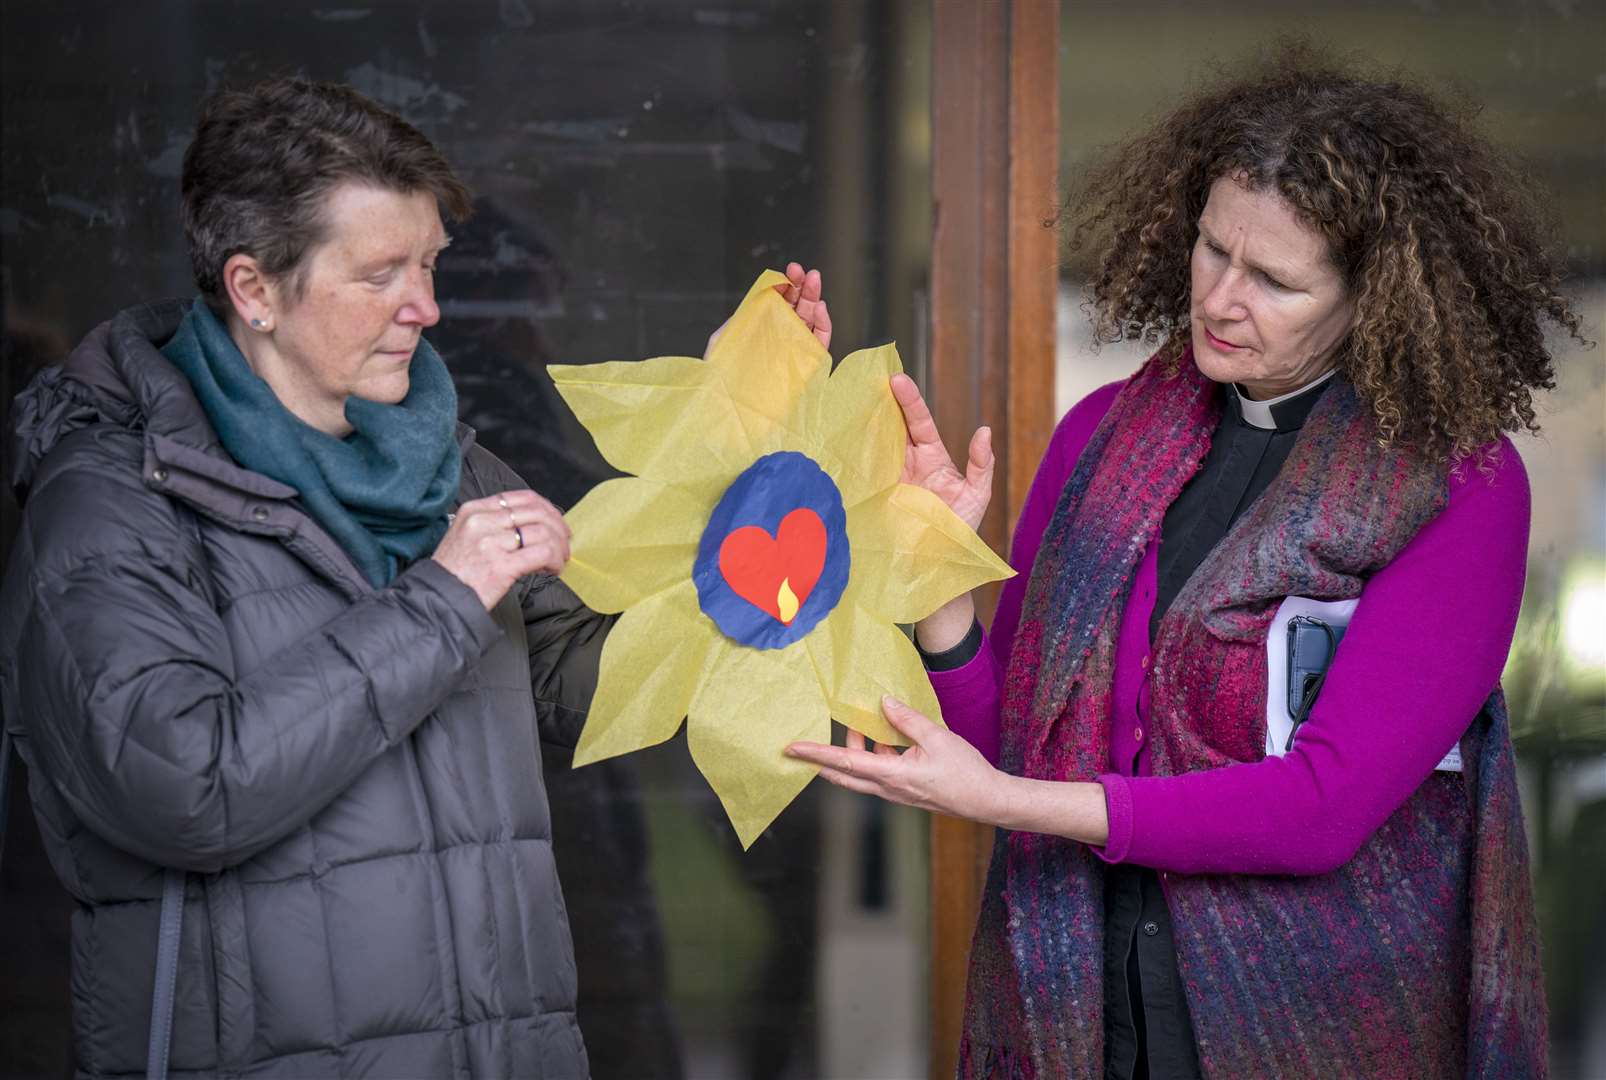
[1, 76, 827, 1078]
[790, 49, 1584, 1078]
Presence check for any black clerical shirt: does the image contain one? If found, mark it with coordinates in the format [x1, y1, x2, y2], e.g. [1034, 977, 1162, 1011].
[1105, 372, 1332, 1080]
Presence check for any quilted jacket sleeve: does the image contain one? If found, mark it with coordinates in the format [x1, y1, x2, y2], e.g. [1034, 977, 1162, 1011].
[521, 574, 612, 751]
[7, 464, 504, 874]
[461, 443, 614, 753]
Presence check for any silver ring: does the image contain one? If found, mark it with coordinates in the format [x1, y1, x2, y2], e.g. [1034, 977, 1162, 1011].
[514, 525, 525, 550]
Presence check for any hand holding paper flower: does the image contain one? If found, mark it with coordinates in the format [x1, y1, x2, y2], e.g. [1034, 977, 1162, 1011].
[891, 372, 995, 533]
[548, 270, 1013, 847]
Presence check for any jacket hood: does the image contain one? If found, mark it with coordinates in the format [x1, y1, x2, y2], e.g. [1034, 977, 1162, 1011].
[8, 299, 219, 505]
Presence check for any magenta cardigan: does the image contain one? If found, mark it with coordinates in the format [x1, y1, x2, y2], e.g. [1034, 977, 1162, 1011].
[928, 379, 1529, 876]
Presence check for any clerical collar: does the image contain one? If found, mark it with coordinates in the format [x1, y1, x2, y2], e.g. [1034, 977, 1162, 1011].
[1230, 369, 1337, 432]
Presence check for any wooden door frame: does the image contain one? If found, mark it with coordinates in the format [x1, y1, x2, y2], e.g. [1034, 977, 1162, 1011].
[927, 0, 1059, 1075]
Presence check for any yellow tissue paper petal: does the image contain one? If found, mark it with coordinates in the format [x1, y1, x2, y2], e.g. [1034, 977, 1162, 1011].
[845, 483, 1015, 624]
[704, 271, 832, 458]
[573, 580, 718, 768]
[549, 270, 830, 487]
[706, 270, 831, 381]
[803, 593, 943, 747]
[798, 343, 907, 508]
[687, 639, 830, 849]
[547, 356, 744, 492]
[561, 476, 713, 614]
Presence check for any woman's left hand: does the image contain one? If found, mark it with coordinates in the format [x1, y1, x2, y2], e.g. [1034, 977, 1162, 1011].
[785, 696, 1008, 823]
[706, 261, 833, 355]
[773, 261, 832, 350]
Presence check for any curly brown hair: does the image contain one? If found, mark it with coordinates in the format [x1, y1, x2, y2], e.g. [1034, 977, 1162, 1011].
[1065, 43, 1589, 458]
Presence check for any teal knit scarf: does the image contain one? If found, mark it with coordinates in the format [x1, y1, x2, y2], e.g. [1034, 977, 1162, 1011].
[161, 299, 461, 588]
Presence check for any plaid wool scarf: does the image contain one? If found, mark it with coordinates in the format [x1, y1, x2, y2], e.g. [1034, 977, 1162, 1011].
[957, 352, 1545, 1079]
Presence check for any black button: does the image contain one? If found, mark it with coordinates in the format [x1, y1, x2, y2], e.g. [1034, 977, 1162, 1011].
[1142, 920, 1160, 937]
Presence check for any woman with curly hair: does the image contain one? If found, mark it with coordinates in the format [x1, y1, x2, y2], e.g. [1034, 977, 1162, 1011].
[788, 49, 1585, 1079]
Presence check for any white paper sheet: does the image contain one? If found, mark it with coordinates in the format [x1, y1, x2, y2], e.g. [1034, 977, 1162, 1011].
[1265, 595, 1462, 772]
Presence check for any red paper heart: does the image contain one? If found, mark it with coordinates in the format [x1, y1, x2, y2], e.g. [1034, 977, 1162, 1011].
[718, 508, 828, 625]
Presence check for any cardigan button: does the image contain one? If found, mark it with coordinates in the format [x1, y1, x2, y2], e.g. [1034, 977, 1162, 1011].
[250, 506, 270, 522]
[1133, 727, 1143, 742]
[1140, 654, 1151, 670]
[1142, 921, 1160, 937]
[151, 468, 168, 483]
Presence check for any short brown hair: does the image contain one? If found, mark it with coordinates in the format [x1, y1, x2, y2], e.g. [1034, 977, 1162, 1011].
[1065, 42, 1588, 458]
[181, 76, 473, 309]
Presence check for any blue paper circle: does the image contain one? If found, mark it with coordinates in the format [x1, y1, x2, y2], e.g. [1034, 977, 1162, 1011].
[694, 451, 850, 650]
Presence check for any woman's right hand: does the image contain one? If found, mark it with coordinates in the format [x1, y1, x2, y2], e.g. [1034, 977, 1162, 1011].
[892, 374, 993, 531]
[432, 489, 571, 610]
[891, 374, 995, 653]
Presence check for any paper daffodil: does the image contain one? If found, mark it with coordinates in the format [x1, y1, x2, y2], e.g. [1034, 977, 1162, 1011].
[548, 270, 1013, 847]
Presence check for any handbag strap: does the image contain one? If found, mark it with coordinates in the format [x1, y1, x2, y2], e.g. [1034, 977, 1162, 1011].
[0, 727, 13, 871]
[144, 498, 212, 1080]
[146, 867, 185, 1080]
[2, 730, 184, 1080]
[2, 717, 187, 1079]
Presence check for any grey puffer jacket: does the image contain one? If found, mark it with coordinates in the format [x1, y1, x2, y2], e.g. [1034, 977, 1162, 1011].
[0, 301, 608, 1079]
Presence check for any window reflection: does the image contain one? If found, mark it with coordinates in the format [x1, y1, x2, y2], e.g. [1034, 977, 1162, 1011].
[0, 3, 932, 1078]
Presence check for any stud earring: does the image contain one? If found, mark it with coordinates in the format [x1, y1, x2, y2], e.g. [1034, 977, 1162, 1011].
[250, 317, 267, 330]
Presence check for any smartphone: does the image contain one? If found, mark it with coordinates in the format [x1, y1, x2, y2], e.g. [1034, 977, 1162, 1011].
[1286, 615, 1343, 720]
